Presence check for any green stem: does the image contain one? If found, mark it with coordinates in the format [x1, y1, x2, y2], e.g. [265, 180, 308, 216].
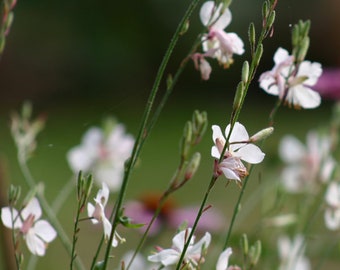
[101, 0, 202, 269]
[18, 157, 86, 270]
[175, 177, 217, 270]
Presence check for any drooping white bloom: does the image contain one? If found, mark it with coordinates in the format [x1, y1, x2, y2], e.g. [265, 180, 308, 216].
[279, 131, 335, 193]
[259, 47, 322, 109]
[87, 182, 124, 247]
[148, 228, 211, 269]
[1, 197, 57, 256]
[211, 122, 265, 181]
[278, 235, 310, 270]
[324, 181, 340, 230]
[200, 1, 244, 68]
[67, 122, 134, 191]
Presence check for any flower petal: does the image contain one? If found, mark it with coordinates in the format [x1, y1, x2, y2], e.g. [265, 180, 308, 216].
[273, 47, 290, 65]
[286, 85, 321, 109]
[216, 247, 232, 270]
[26, 229, 46, 256]
[279, 135, 306, 163]
[187, 232, 211, 255]
[34, 220, 57, 243]
[200, 1, 231, 29]
[297, 61, 322, 86]
[172, 228, 193, 251]
[236, 144, 265, 164]
[148, 249, 180, 266]
[1, 207, 22, 229]
[21, 197, 42, 221]
[225, 122, 249, 148]
[324, 208, 340, 230]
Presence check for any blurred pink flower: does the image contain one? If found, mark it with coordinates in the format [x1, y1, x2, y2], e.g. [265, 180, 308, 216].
[124, 193, 224, 236]
[314, 68, 340, 100]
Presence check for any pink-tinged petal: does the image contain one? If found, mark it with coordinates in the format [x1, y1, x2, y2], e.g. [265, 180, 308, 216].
[212, 8, 232, 30]
[1, 207, 22, 229]
[259, 75, 280, 95]
[102, 216, 112, 240]
[82, 127, 103, 147]
[148, 249, 179, 266]
[226, 122, 249, 152]
[87, 203, 98, 224]
[187, 232, 211, 255]
[212, 125, 225, 143]
[279, 135, 306, 163]
[211, 145, 221, 159]
[216, 247, 232, 270]
[172, 229, 193, 251]
[287, 85, 321, 109]
[95, 182, 110, 206]
[221, 32, 244, 55]
[200, 1, 215, 26]
[26, 229, 46, 256]
[200, 1, 231, 29]
[324, 208, 340, 230]
[236, 144, 265, 164]
[297, 61, 322, 86]
[94, 165, 124, 191]
[273, 47, 290, 65]
[219, 164, 241, 181]
[199, 58, 212, 80]
[34, 220, 57, 243]
[21, 198, 42, 221]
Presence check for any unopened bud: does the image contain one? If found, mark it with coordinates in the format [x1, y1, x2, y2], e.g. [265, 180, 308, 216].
[180, 121, 193, 159]
[262, 1, 269, 19]
[180, 20, 190, 36]
[254, 44, 263, 67]
[297, 36, 310, 62]
[8, 185, 21, 205]
[240, 234, 249, 256]
[22, 101, 33, 120]
[249, 240, 261, 266]
[248, 23, 256, 52]
[192, 110, 208, 144]
[241, 61, 249, 83]
[250, 127, 274, 142]
[185, 152, 201, 180]
[233, 81, 245, 112]
[266, 10, 275, 29]
[292, 24, 299, 47]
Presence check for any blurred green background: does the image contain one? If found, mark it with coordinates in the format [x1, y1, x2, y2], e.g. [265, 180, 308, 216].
[0, 0, 339, 269]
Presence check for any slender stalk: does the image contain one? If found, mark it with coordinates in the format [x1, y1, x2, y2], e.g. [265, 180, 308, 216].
[101, 0, 202, 269]
[175, 176, 217, 270]
[18, 157, 86, 270]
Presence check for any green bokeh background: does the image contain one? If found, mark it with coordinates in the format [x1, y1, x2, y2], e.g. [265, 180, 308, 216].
[0, 0, 339, 269]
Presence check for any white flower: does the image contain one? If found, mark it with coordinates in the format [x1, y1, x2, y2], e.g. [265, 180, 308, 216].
[216, 248, 232, 270]
[211, 122, 265, 181]
[87, 182, 124, 247]
[324, 182, 340, 230]
[259, 47, 322, 109]
[200, 1, 244, 68]
[148, 228, 211, 269]
[1, 197, 57, 256]
[279, 131, 335, 193]
[67, 123, 134, 191]
[278, 235, 310, 270]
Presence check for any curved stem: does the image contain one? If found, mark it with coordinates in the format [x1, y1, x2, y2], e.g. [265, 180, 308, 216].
[101, 0, 203, 269]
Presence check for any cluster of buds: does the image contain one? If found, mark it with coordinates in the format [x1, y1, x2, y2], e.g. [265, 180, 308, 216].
[10, 102, 46, 162]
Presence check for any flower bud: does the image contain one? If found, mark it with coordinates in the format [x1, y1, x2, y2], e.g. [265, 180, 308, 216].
[241, 61, 249, 83]
[250, 127, 274, 142]
[179, 20, 190, 36]
[254, 44, 263, 67]
[262, 1, 269, 19]
[8, 185, 21, 205]
[240, 233, 249, 256]
[248, 23, 256, 52]
[297, 36, 310, 62]
[233, 81, 245, 112]
[180, 121, 193, 159]
[192, 110, 208, 144]
[184, 152, 201, 180]
[249, 240, 261, 266]
[266, 10, 275, 29]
